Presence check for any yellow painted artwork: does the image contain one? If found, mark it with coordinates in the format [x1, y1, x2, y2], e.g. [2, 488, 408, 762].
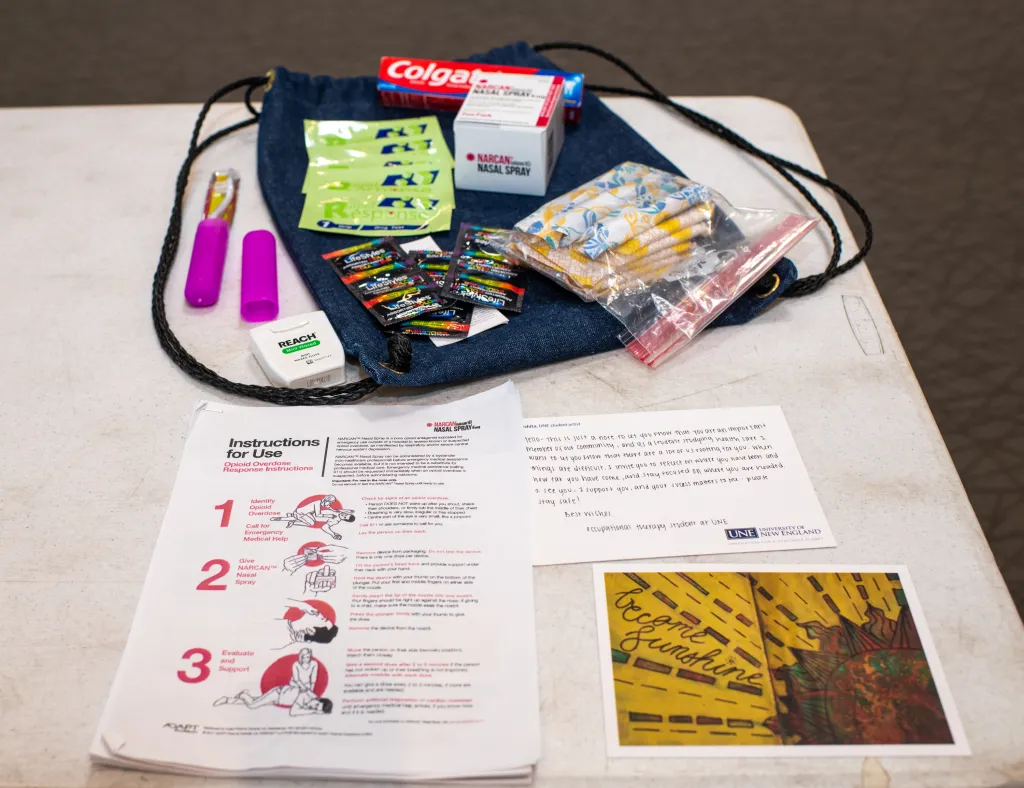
[604, 569, 956, 747]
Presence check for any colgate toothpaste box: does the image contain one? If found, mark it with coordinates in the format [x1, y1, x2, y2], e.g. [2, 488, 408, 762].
[379, 56, 584, 124]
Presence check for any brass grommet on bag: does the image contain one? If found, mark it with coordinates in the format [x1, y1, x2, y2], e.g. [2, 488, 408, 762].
[754, 273, 781, 299]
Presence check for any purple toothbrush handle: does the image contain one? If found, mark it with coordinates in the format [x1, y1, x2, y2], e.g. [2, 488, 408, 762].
[185, 218, 230, 307]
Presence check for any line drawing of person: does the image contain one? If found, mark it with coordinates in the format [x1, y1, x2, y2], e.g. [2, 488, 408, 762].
[282, 599, 339, 645]
[214, 649, 332, 716]
[291, 647, 318, 691]
[272, 495, 354, 540]
[214, 688, 332, 716]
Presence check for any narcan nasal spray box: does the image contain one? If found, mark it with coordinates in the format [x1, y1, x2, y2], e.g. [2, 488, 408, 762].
[453, 73, 565, 197]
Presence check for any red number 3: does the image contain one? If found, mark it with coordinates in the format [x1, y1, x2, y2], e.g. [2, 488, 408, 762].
[196, 559, 230, 591]
[177, 648, 212, 683]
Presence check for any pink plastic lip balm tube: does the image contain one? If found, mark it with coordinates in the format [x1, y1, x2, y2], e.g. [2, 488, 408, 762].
[240, 230, 279, 322]
[184, 218, 230, 307]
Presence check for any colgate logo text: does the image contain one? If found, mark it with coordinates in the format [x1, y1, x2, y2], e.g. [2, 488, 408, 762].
[385, 59, 487, 88]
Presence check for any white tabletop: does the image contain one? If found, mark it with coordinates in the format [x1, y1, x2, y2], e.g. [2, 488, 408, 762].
[0, 97, 1021, 788]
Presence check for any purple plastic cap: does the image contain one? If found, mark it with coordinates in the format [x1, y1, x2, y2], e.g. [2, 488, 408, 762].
[184, 218, 230, 307]
[240, 230, 279, 322]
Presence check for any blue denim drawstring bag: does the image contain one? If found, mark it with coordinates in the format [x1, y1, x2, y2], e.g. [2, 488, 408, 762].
[152, 42, 871, 405]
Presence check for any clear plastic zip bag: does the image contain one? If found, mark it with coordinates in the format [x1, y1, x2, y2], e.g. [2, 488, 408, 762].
[506, 162, 817, 367]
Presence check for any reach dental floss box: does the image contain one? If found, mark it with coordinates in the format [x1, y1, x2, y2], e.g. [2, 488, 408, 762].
[250, 310, 346, 388]
[454, 72, 565, 197]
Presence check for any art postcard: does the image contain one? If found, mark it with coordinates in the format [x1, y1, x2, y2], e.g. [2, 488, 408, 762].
[593, 564, 967, 756]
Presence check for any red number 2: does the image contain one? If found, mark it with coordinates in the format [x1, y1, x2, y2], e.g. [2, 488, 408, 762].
[196, 559, 230, 591]
[214, 499, 233, 528]
[177, 648, 212, 683]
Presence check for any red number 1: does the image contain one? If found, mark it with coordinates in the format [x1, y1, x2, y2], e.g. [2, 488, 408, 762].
[214, 499, 233, 528]
[177, 648, 212, 683]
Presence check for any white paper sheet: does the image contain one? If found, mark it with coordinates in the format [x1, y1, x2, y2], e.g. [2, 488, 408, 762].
[91, 383, 540, 780]
[592, 563, 968, 757]
[431, 305, 508, 346]
[525, 406, 834, 565]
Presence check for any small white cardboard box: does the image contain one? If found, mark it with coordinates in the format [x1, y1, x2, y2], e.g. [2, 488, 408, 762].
[454, 72, 565, 197]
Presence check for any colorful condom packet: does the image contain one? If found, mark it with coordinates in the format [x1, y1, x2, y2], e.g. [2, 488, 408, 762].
[412, 250, 458, 288]
[388, 304, 472, 337]
[304, 117, 448, 149]
[389, 251, 473, 337]
[322, 238, 445, 326]
[442, 225, 527, 313]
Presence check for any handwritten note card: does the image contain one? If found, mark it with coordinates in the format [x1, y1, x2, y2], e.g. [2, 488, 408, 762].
[524, 406, 834, 565]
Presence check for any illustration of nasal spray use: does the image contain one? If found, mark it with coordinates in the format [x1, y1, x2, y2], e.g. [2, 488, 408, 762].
[184, 170, 240, 307]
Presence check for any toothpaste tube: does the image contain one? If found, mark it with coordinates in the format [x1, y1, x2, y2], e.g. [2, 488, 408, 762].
[379, 56, 584, 124]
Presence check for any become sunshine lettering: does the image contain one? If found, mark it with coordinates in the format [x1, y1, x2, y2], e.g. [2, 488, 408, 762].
[612, 587, 763, 686]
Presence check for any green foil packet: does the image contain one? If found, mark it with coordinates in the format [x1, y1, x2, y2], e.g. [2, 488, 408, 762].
[300, 117, 454, 236]
[303, 166, 454, 196]
[304, 117, 447, 149]
[300, 188, 453, 236]
[301, 155, 449, 192]
[307, 136, 452, 168]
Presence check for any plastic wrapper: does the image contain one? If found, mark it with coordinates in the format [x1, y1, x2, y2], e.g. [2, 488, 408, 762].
[506, 162, 817, 367]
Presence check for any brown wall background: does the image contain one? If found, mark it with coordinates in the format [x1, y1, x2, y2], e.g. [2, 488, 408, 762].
[2, 0, 1020, 613]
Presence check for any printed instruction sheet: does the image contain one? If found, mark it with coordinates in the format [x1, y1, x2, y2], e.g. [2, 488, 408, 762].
[593, 564, 967, 756]
[525, 406, 834, 565]
[91, 383, 540, 780]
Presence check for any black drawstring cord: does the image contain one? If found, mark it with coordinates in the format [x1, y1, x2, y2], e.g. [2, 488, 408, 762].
[243, 77, 264, 119]
[154, 46, 873, 405]
[151, 74, 410, 406]
[534, 41, 874, 297]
